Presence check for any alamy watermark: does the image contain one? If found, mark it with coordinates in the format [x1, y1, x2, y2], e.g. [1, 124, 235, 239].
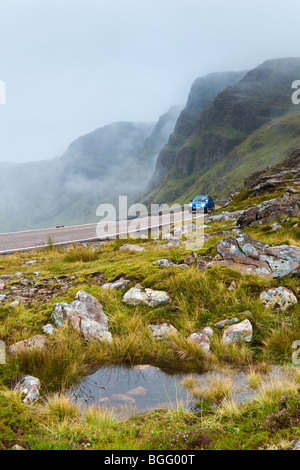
[96, 196, 205, 251]
[291, 80, 300, 105]
[0, 80, 6, 104]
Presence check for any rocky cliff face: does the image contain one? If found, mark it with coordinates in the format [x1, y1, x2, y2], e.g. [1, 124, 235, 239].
[143, 58, 300, 205]
[144, 70, 247, 194]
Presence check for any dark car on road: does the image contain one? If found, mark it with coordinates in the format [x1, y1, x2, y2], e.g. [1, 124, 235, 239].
[188, 195, 215, 213]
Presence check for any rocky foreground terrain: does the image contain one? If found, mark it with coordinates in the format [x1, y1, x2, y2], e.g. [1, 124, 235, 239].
[0, 150, 299, 450]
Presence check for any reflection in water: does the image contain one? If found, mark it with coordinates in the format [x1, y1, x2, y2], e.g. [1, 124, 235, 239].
[70, 365, 194, 415]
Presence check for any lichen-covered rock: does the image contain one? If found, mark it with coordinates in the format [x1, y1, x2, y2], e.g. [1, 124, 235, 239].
[8, 335, 47, 355]
[148, 323, 178, 340]
[51, 290, 112, 342]
[235, 195, 300, 229]
[14, 375, 41, 404]
[188, 326, 213, 354]
[260, 287, 297, 311]
[222, 319, 253, 344]
[207, 234, 300, 279]
[123, 285, 171, 307]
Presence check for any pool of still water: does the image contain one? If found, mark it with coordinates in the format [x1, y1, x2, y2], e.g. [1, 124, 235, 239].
[70, 364, 195, 415]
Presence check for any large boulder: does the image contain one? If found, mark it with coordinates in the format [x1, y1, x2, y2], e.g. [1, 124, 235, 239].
[123, 285, 171, 307]
[51, 291, 112, 342]
[260, 287, 298, 311]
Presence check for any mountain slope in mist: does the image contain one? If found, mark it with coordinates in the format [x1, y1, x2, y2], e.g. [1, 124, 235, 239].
[142, 57, 300, 205]
[0, 106, 181, 232]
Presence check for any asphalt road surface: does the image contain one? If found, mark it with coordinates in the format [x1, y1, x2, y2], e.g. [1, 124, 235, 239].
[0, 209, 206, 254]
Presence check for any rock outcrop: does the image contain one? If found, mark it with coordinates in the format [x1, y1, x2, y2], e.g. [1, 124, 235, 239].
[235, 195, 300, 229]
[206, 234, 300, 279]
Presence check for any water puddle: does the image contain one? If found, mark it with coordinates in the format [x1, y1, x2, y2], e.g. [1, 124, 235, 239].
[70, 364, 196, 415]
[70, 363, 294, 417]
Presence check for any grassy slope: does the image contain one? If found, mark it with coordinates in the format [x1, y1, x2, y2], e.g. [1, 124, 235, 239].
[145, 110, 300, 205]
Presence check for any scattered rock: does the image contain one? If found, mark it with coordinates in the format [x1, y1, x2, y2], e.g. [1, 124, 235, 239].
[228, 280, 237, 291]
[0, 294, 6, 301]
[188, 326, 213, 354]
[184, 255, 195, 265]
[42, 324, 55, 335]
[148, 323, 178, 340]
[270, 223, 282, 231]
[14, 375, 41, 404]
[119, 244, 145, 252]
[123, 285, 171, 307]
[10, 300, 20, 307]
[206, 210, 243, 223]
[10, 445, 25, 450]
[222, 319, 253, 344]
[8, 335, 47, 355]
[260, 287, 297, 311]
[51, 290, 112, 342]
[101, 278, 130, 290]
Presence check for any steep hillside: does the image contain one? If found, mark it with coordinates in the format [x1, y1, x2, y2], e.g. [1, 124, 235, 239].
[0, 107, 180, 232]
[143, 58, 300, 205]
[143, 70, 247, 195]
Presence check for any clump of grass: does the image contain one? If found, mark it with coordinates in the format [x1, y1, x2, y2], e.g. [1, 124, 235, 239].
[247, 367, 263, 389]
[209, 335, 253, 366]
[84, 404, 119, 432]
[191, 375, 234, 404]
[254, 378, 299, 408]
[42, 393, 80, 421]
[63, 246, 101, 263]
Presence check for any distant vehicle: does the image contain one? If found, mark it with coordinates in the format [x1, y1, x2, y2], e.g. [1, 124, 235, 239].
[188, 195, 215, 214]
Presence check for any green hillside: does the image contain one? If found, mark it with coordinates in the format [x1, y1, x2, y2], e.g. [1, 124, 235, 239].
[144, 110, 300, 205]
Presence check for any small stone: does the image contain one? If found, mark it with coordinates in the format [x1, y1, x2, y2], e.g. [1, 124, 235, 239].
[0, 295, 6, 301]
[11, 445, 25, 450]
[119, 244, 145, 252]
[101, 278, 130, 290]
[42, 324, 55, 335]
[149, 323, 178, 340]
[222, 319, 253, 344]
[123, 286, 171, 307]
[10, 301, 20, 307]
[228, 280, 237, 291]
[270, 223, 282, 231]
[14, 375, 41, 404]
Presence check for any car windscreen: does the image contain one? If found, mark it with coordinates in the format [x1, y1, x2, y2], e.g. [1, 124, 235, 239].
[193, 196, 208, 202]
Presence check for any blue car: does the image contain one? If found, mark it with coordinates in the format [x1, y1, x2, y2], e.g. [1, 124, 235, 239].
[189, 195, 215, 213]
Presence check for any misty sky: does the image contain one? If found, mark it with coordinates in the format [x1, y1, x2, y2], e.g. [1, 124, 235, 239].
[1, 0, 300, 163]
